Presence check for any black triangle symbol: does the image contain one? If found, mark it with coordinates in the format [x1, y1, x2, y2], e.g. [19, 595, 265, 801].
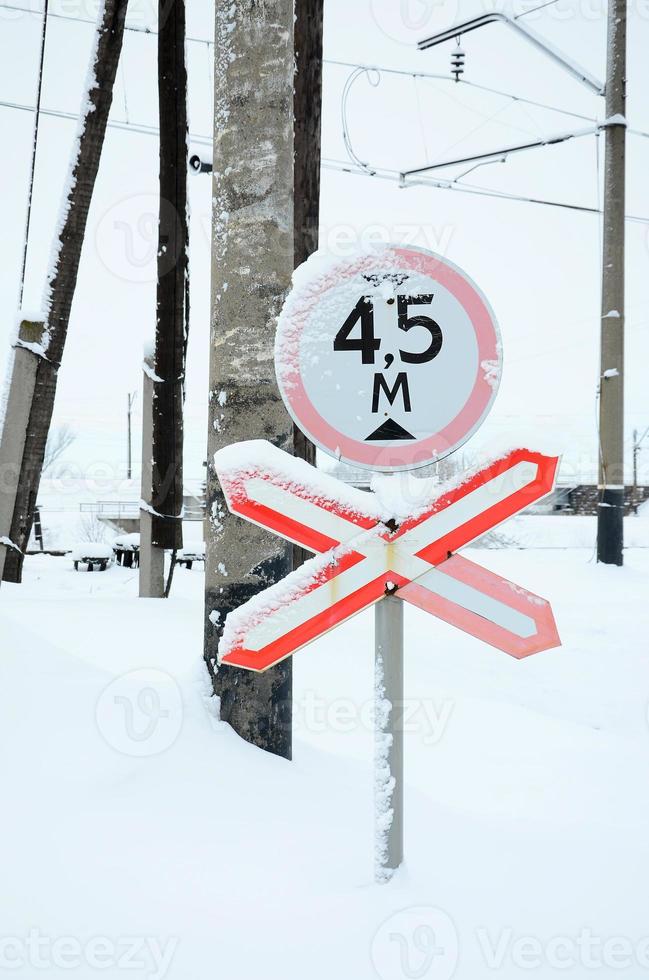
[365, 418, 415, 441]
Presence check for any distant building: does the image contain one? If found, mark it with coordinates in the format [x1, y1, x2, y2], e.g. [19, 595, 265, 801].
[531, 485, 649, 516]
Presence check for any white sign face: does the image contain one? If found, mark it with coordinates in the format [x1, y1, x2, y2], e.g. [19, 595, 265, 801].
[275, 245, 502, 472]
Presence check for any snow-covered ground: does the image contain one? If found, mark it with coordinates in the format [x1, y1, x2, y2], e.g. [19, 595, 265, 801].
[2, 529, 649, 979]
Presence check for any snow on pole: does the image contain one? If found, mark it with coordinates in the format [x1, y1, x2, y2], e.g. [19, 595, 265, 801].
[374, 593, 404, 882]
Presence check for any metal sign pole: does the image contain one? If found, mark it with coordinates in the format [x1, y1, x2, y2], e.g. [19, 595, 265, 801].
[375, 592, 404, 881]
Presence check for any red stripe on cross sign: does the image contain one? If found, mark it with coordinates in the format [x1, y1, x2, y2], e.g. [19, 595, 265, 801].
[213, 442, 560, 672]
[399, 555, 559, 659]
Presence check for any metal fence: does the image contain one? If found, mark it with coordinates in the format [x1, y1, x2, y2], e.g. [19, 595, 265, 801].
[79, 500, 205, 521]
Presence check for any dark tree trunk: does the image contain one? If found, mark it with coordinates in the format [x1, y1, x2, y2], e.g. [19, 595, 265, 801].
[3, 0, 128, 582]
[151, 0, 188, 551]
[292, 0, 324, 569]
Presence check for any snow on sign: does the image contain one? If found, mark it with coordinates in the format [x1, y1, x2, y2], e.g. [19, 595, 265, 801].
[213, 441, 560, 672]
[275, 245, 502, 472]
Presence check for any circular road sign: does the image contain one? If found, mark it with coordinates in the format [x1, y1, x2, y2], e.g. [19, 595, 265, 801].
[275, 244, 502, 472]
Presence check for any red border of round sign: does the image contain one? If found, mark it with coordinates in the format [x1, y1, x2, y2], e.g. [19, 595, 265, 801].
[275, 245, 502, 472]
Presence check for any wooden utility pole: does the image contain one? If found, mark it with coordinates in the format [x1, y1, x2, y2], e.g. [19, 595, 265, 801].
[150, 0, 188, 557]
[292, 0, 324, 568]
[597, 0, 627, 565]
[205, 0, 297, 759]
[2, 0, 128, 582]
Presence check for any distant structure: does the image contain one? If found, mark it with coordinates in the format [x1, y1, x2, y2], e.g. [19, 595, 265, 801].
[540, 485, 649, 517]
[328, 462, 649, 518]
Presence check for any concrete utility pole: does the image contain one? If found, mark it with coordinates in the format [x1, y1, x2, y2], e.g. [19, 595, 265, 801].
[205, 0, 295, 759]
[0, 319, 46, 582]
[597, 0, 627, 565]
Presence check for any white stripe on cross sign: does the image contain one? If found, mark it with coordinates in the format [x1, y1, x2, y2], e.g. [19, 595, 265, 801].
[213, 441, 560, 671]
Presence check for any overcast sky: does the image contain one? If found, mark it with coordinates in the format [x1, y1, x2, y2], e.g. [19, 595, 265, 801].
[0, 0, 647, 488]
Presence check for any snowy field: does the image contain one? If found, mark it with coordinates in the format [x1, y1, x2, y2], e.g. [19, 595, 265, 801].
[2, 525, 649, 979]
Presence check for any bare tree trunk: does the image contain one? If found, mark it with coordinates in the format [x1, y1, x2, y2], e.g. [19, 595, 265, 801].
[292, 0, 324, 568]
[205, 0, 295, 759]
[150, 0, 188, 553]
[3, 0, 128, 582]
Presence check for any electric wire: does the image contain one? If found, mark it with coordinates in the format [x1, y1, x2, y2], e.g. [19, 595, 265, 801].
[0, 5, 613, 127]
[0, 2, 210, 45]
[10, 91, 645, 223]
[515, 0, 563, 19]
[341, 67, 377, 172]
[119, 55, 130, 125]
[7, 2, 649, 137]
[1, 93, 646, 222]
[322, 154, 649, 224]
[3, 5, 649, 227]
[18, 0, 47, 309]
[412, 74, 431, 163]
[0, 95, 212, 145]
[5, 0, 649, 141]
[325, 58, 601, 125]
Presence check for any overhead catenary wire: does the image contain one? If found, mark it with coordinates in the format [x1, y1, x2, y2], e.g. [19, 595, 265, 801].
[515, 0, 563, 19]
[341, 66, 380, 172]
[119, 54, 130, 125]
[329, 59, 649, 222]
[5, 0, 649, 132]
[412, 74, 431, 163]
[18, 0, 48, 310]
[329, 59, 649, 139]
[3, 4, 648, 227]
[2, 94, 647, 224]
[0, 96, 212, 145]
[322, 155, 649, 224]
[4, 3, 649, 138]
[327, 57, 601, 125]
[0, 2, 211, 45]
[4, 2, 644, 130]
[417, 72, 547, 141]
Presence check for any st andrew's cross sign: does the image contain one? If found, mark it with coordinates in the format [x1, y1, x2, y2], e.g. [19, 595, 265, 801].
[214, 442, 560, 672]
